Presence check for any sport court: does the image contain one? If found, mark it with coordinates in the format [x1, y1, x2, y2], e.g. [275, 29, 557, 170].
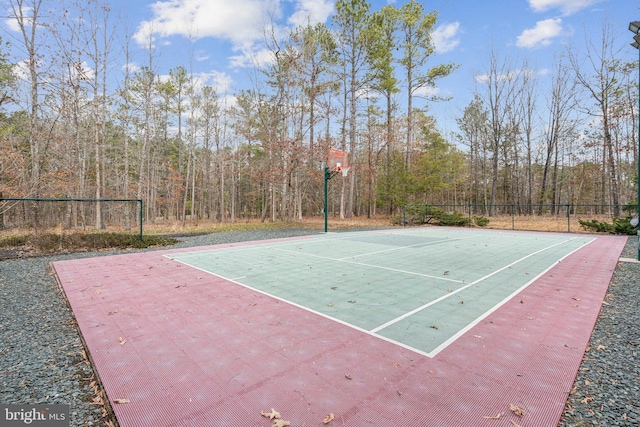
[52, 227, 626, 426]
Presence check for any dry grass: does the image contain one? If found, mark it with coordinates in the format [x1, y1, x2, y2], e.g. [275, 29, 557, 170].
[0, 213, 619, 249]
[485, 214, 624, 234]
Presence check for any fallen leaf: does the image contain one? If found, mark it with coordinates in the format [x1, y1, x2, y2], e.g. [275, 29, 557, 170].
[261, 409, 281, 420]
[428, 370, 437, 374]
[509, 403, 525, 417]
[113, 398, 130, 404]
[323, 413, 335, 424]
[393, 361, 402, 368]
[347, 300, 356, 303]
[397, 390, 403, 396]
[118, 337, 127, 345]
[623, 413, 628, 421]
[510, 420, 522, 427]
[458, 301, 464, 304]
[597, 345, 606, 351]
[331, 286, 338, 290]
[526, 316, 535, 320]
[572, 297, 581, 301]
[108, 310, 118, 315]
[344, 374, 352, 380]
[327, 303, 333, 307]
[443, 271, 449, 275]
[581, 396, 594, 404]
[474, 335, 483, 339]
[584, 380, 591, 386]
[430, 325, 439, 330]
[483, 412, 503, 419]
[271, 421, 291, 427]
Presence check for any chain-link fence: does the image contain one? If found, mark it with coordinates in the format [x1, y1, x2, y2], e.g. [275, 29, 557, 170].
[0, 198, 143, 240]
[401, 203, 639, 234]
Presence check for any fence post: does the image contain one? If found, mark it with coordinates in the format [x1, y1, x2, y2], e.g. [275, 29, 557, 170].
[511, 204, 515, 230]
[138, 199, 143, 242]
[403, 205, 406, 227]
[566, 204, 571, 233]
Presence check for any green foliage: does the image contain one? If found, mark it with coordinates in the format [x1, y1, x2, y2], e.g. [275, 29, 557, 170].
[0, 232, 178, 253]
[0, 235, 28, 247]
[376, 151, 416, 209]
[400, 205, 470, 227]
[473, 216, 490, 227]
[578, 217, 637, 235]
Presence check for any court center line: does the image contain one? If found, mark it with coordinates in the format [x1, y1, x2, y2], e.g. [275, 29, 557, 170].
[270, 247, 465, 284]
[337, 235, 479, 260]
[369, 236, 581, 334]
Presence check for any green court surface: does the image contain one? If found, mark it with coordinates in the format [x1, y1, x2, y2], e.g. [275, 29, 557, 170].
[166, 228, 594, 357]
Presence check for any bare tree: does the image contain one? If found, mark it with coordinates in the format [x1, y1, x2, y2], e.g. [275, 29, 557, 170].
[569, 20, 623, 216]
[538, 57, 577, 213]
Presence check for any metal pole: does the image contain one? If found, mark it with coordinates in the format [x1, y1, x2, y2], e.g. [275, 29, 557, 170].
[511, 204, 515, 230]
[637, 45, 640, 260]
[324, 167, 329, 233]
[631, 22, 640, 260]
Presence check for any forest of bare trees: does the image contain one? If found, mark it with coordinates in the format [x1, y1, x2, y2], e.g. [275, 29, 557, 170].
[0, 0, 638, 230]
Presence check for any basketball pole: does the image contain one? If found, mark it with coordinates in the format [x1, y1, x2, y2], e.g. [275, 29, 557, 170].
[324, 167, 339, 233]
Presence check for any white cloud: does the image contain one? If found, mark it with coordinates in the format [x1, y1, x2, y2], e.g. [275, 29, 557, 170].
[287, 0, 334, 27]
[134, 0, 332, 68]
[12, 60, 29, 81]
[229, 46, 276, 68]
[133, 0, 269, 47]
[195, 51, 210, 62]
[528, 0, 604, 16]
[474, 69, 532, 84]
[414, 86, 440, 98]
[122, 62, 141, 74]
[432, 22, 460, 54]
[4, 17, 22, 33]
[516, 18, 563, 49]
[195, 70, 234, 94]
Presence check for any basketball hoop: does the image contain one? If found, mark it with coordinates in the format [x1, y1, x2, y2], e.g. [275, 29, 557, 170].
[328, 149, 349, 177]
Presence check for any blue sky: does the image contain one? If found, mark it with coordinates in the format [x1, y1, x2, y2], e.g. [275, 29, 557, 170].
[4, 0, 640, 135]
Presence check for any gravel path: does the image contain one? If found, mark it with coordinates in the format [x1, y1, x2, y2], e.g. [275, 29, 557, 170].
[558, 238, 640, 427]
[0, 229, 637, 426]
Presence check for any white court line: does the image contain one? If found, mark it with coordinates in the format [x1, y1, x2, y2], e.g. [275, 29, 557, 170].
[426, 237, 595, 357]
[165, 231, 595, 359]
[167, 256, 434, 358]
[338, 235, 479, 260]
[271, 247, 465, 284]
[370, 236, 586, 334]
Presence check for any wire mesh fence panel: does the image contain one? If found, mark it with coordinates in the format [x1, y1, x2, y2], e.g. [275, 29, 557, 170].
[402, 204, 638, 233]
[0, 198, 142, 236]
